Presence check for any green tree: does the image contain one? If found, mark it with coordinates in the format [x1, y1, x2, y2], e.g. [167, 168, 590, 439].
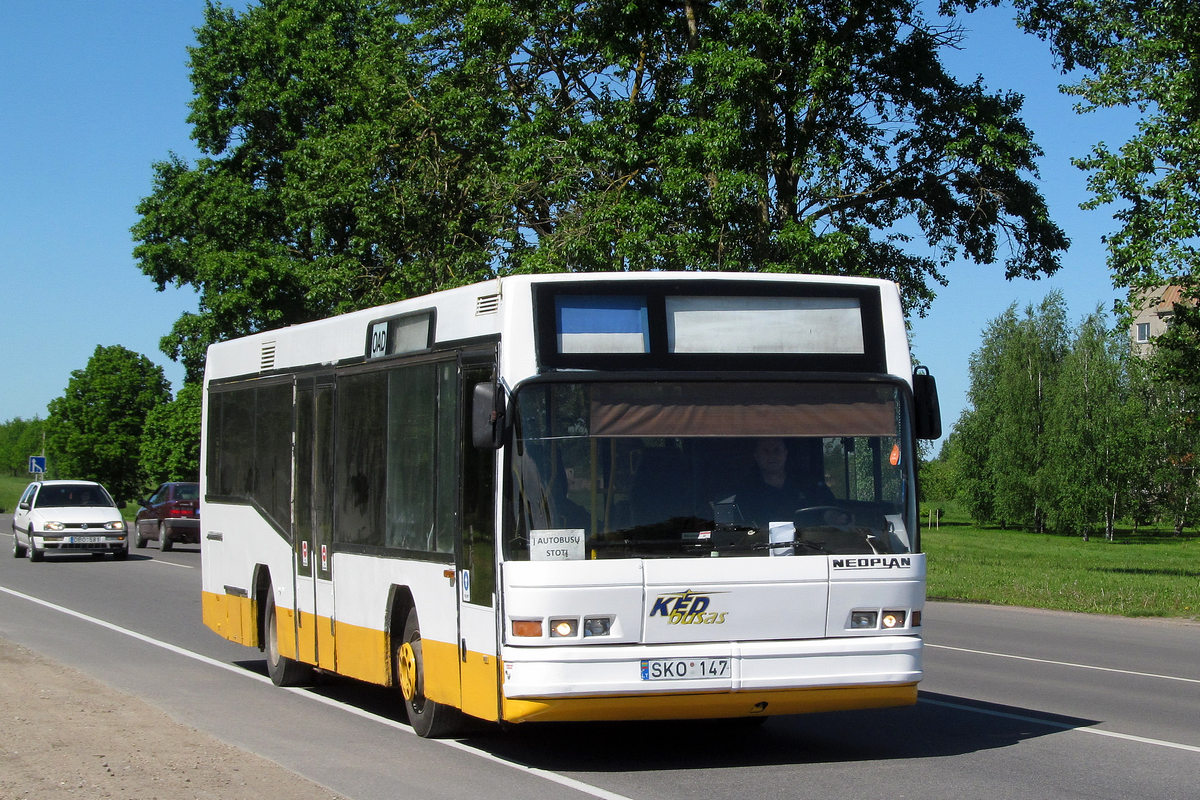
[139, 382, 202, 489]
[133, 0, 504, 379]
[955, 292, 1069, 530]
[0, 417, 46, 478]
[135, 0, 1068, 377]
[1042, 310, 1133, 540]
[438, 0, 1069, 285]
[46, 346, 172, 505]
[918, 442, 957, 504]
[962, 1, 1200, 296]
[1134, 331, 1200, 536]
[947, 408, 996, 522]
[1141, 382, 1200, 536]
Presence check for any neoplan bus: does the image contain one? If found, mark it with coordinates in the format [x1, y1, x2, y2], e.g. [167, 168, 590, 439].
[200, 272, 941, 737]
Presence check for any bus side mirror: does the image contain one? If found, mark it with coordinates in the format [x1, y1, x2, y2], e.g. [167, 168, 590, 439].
[912, 366, 942, 441]
[472, 383, 507, 450]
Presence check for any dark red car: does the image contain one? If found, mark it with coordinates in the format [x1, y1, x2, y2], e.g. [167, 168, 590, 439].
[134, 482, 200, 552]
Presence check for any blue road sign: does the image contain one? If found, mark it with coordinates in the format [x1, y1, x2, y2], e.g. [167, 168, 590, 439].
[29, 456, 46, 474]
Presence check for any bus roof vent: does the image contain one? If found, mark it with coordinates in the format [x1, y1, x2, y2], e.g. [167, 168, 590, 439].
[260, 340, 277, 371]
[476, 293, 500, 315]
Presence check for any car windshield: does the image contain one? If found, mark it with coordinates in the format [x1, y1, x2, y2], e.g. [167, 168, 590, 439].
[505, 380, 916, 561]
[35, 484, 116, 508]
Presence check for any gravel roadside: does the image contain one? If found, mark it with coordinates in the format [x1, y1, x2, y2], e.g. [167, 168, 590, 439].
[0, 637, 347, 800]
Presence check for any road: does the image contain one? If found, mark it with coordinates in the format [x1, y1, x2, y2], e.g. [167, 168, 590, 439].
[1, 533, 1197, 800]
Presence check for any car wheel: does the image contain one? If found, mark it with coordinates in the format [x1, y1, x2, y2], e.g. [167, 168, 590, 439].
[133, 524, 146, 548]
[159, 522, 173, 552]
[27, 531, 43, 562]
[12, 530, 26, 559]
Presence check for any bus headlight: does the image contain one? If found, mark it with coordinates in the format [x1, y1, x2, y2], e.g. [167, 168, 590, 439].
[583, 617, 611, 637]
[881, 610, 907, 629]
[511, 616, 613, 639]
[549, 618, 577, 638]
[850, 611, 878, 629]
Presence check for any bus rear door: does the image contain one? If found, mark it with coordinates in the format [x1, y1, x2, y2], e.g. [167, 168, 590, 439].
[294, 378, 337, 671]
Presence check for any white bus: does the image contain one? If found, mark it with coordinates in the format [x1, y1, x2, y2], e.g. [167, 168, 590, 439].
[200, 272, 941, 737]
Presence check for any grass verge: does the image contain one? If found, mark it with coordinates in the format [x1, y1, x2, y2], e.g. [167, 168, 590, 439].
[923, 504, 1199, 620]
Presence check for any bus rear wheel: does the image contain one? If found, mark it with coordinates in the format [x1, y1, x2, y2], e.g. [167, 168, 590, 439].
[265, 591, 313, 687]
[396, 608, 462, 738]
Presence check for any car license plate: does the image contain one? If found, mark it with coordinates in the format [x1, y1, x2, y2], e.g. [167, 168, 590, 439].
[70, 536, 104, 544]
[640, 657, 730, 680]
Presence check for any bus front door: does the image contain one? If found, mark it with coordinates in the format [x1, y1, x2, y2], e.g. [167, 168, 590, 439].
[457, 361, 501, 720]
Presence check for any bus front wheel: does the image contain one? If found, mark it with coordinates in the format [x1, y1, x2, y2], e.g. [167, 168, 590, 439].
[396, 608, 462, 738]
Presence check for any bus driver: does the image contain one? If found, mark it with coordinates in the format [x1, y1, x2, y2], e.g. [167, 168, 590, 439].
[730, 437, 834, 525]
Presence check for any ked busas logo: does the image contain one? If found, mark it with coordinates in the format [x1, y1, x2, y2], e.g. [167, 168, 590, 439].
[649, 590, 728, 625]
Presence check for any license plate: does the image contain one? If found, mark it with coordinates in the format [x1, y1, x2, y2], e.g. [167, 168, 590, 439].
[70, 536, 104, 544]
[640, 657, 730, 680]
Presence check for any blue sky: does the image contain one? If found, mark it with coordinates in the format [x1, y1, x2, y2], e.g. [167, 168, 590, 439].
[1, 2, 203, 421]
[0, 2, 1138, 452]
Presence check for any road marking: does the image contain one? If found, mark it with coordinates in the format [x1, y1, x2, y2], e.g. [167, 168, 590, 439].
[919, 696, 1200, 754]
[0, 584, 634, 800]
[145, 557, 193, 570]
[926, 642, 1200, 685]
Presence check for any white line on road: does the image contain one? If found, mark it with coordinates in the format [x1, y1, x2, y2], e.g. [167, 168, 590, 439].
[144, 557, 194, 569]
[926, 642, 1200, 685]
[0, 584, 634, 800]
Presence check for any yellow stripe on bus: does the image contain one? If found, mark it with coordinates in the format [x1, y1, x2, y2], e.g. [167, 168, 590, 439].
[202, 591, 483, 713]
[202, 590, 256, 647]
[500, 683, 918, 724]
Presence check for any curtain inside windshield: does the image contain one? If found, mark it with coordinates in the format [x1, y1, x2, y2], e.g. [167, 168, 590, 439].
[506, 381, 915, 561]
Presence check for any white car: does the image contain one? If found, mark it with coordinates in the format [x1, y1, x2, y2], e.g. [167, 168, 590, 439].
[11, 480, 129, 561]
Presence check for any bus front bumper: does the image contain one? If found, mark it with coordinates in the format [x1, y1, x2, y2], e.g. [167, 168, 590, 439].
[499, 635, 922, 723]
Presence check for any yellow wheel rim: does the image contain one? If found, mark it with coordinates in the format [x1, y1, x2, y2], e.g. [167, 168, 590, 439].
[398, 641, 418, 701]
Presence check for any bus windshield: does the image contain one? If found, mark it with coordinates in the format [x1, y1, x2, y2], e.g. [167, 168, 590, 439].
[506, 380, 916, 561]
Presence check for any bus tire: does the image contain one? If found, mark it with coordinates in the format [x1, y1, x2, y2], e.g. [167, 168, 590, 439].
[396, 607, 462, 738]
[264, 591, 313, 687]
